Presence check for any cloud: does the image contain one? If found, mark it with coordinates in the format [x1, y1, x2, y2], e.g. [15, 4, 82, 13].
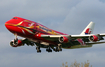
[0, 32, 13, 48]
[0, 0, 82, 22]
[59, 0, 105, 34]
[99, 0, 105, 3]
[0, 48, 105, 67]
[1, 0, 105, 67]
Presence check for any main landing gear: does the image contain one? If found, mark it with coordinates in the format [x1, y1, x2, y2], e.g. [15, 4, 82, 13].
[46, 47, 52, 52]
[45, 44, 62, 53]
[35, 44, 62, 53]
[36, 46, 52, 53]
[36, 46, 41, 53]
[55, 44, 62, 52]
[46, 44, 62, 52]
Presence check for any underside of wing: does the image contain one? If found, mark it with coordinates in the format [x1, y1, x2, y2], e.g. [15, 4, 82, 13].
[62, 41, 105, 49]
[40, 34, 104, 43]
[86, 41, 105, 45]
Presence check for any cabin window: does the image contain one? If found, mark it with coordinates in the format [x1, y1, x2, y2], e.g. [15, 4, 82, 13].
[12, 17, 18, 19]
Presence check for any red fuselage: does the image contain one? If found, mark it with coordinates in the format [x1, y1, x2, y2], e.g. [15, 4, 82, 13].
[5, 17, 67, 45]
[5, 18, 100, 51]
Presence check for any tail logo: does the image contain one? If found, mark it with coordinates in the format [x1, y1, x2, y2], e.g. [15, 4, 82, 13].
[85, 28, 92, 34]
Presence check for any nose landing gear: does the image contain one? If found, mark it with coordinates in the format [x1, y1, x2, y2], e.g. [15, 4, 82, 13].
[13, 33, 19, 46]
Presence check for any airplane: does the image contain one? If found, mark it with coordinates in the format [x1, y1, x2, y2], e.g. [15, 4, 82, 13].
[5, 17, 105, 53]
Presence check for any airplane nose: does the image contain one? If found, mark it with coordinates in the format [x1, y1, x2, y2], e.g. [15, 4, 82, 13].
[5, 22, 12, 33]
[5, 21, 9, 25]
[5, 20, 27, 35]
[5, 19, 18, 31]
[5, 21, 10, 28]
[5, 21, 12, 30]
[5, 21, 22, 34]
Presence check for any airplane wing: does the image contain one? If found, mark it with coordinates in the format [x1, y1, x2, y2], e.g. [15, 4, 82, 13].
[41, 33, 105, 38]
[86, 41, 105, 45]
[62, 41, 105, 49]
[16, 33, 105, 48]
[40, 33, 105, 42]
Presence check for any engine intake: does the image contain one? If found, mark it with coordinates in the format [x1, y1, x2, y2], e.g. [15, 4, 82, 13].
[89, 34, 104, 42]
[59, 36, 69, 43]
[10, 39, 23, 47]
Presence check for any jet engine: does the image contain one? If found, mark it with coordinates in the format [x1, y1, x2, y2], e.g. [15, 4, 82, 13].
[89, 35, 104, 42]
[59, 36, 69, 43]
[10, 39, 23, 47]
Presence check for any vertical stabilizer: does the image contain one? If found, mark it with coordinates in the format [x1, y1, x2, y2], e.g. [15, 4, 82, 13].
[80, 21, 95, 35]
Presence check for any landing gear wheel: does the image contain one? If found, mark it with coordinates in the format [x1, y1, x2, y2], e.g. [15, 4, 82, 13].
[55, 44, 62, 52]
[59, 48, 62, 51]
[37, 50, 41, 53]
[46, 47, 52, 52]
[36, 47, 41, 53]
[58, 46, 62, 51]
[47, 49, 52, 52]
[58, 44, 62, 51]
[55, 47, 59, 52]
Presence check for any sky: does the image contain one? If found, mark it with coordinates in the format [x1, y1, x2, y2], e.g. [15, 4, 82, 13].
[0, 0, 105, 67]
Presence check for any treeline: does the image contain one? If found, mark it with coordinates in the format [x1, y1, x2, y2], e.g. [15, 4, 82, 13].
[61, 60, 92, 67]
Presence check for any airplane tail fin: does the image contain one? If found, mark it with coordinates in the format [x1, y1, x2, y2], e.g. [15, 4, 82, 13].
[80, 21, 95, 35]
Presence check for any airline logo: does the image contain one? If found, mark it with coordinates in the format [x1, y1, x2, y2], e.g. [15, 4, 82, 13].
[77, 39, 86, 45]
[85, 28, 92, 34]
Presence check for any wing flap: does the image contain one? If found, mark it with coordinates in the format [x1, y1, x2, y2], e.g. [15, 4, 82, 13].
[86, 41, 105, 45]
[41, 33, 105, 38]
[40, 33, 105, 43]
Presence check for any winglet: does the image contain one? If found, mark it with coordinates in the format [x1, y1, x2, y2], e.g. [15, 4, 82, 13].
[80, 21, 95, 35]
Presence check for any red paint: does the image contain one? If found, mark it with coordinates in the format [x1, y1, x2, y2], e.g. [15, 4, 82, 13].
[60, 36, 69, 43]
[85, 28, 91, 34]
[10, 40, 23, 47]
[5, 17, 67, 45]
[77, 39, 86, 45]
[92, 35, 98, 42]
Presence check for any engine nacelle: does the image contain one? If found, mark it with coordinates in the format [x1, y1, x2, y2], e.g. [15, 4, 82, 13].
[10, 39, 23, 47]
[89, 35, 104, 42]
[59, 36, 69, 43]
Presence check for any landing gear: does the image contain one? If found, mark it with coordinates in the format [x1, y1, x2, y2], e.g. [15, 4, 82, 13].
[55, 44, 62, 52]
[36, 46, 41, 53]
[13, 33, 18, 45]
[46, 47, 52, 52]
[35, 43, 62, 53]
[45, 44, 62, 52]
[58, 44, 62, 51]
[14, 38, 18, 45]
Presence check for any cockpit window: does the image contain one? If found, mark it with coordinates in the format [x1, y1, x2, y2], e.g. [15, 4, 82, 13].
[12, 17, 18, 19]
